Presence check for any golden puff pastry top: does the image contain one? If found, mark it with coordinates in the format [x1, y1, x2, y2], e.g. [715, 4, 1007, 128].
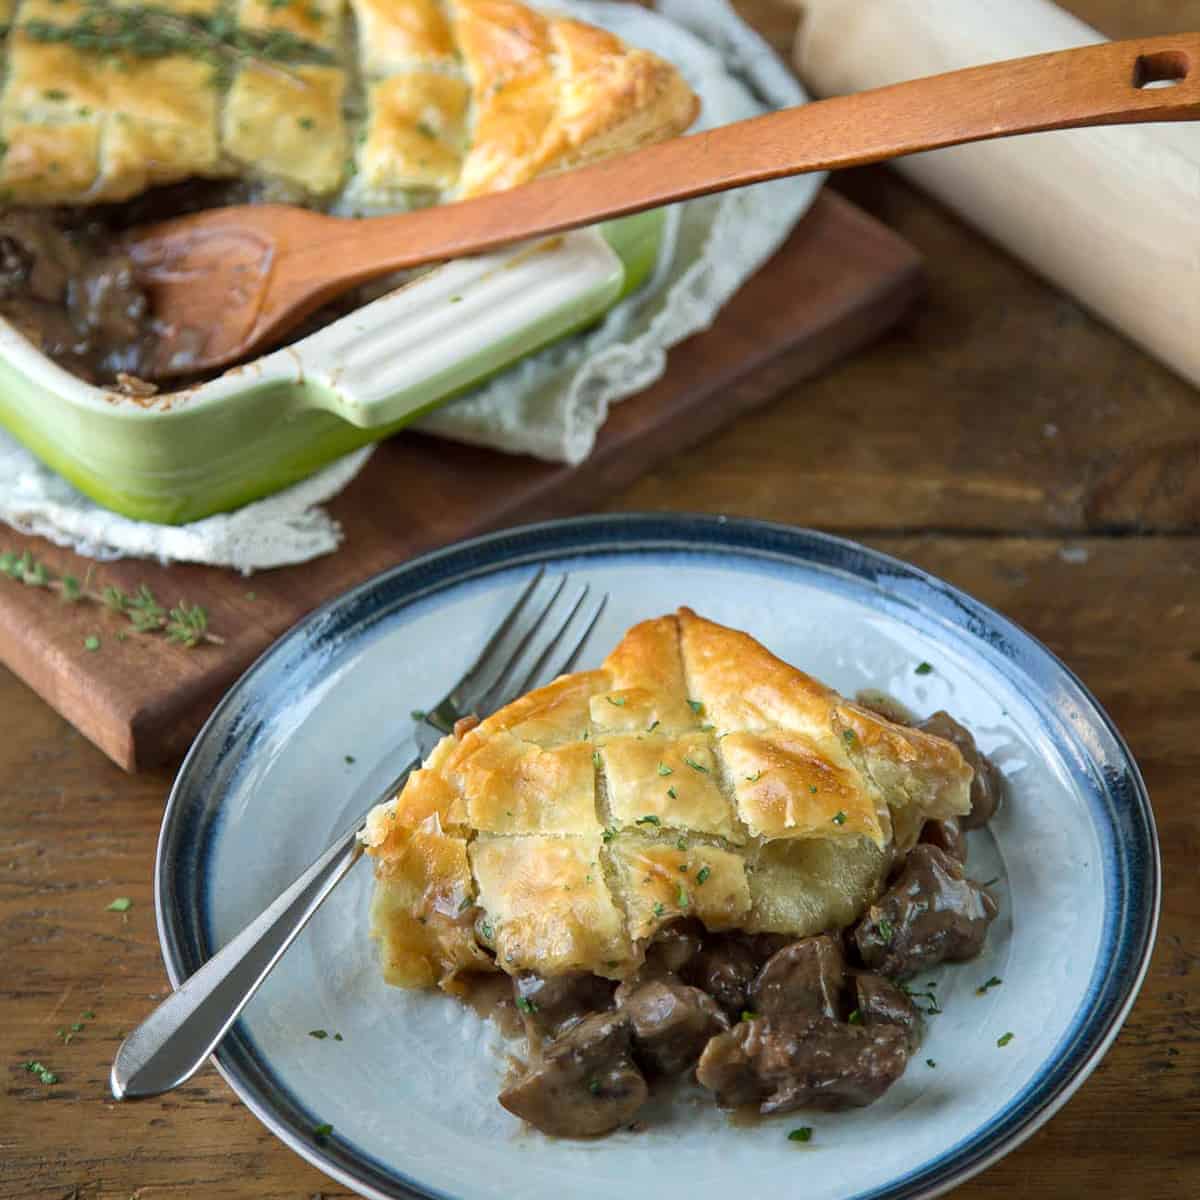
[0, 0, 699, 205]
[363, 608, 973, 990]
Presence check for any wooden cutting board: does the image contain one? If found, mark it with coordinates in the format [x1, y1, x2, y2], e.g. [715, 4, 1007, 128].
[0, 192, 922, 771]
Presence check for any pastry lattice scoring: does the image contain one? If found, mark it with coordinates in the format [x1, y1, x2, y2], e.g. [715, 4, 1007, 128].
[363, 608, 973, 988]
[0, 0, 698, 204]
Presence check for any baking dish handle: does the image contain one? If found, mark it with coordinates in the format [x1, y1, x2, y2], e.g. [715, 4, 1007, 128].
[289, 229, 626, 430]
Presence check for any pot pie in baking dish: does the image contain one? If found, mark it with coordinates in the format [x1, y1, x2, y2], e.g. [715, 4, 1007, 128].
[363, 608, 1003, 1137]
[0, 0, 699, 382]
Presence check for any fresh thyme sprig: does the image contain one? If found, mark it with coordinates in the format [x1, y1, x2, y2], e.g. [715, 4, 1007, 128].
[22, 3, 337, 88]
[0, 549, 223, 648]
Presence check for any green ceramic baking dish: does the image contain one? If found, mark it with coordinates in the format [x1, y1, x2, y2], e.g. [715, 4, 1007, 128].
[0, 211, 664, 526]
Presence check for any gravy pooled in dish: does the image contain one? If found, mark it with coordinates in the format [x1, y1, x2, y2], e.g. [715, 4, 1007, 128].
[362, 608, 1003, 1138]
[0, 0, 699, 385]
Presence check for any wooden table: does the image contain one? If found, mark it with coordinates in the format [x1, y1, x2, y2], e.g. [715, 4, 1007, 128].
[3, 1, 1197, 1196]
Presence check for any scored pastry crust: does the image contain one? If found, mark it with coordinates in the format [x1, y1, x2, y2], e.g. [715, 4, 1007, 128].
[363, 608, 974, 990]
[0, 0, 699, 205]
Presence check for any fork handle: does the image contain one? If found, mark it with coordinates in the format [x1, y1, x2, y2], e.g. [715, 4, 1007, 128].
[110, 760, 417, 1099]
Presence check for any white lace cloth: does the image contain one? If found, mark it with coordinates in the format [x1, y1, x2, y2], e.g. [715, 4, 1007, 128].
[0, 0, 821, 571]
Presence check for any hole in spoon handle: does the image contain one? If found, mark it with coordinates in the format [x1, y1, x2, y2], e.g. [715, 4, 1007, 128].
[1132, 49, 1191, 89]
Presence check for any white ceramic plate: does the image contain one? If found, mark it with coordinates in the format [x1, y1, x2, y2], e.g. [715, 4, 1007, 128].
[155, 515, 1159, 1200]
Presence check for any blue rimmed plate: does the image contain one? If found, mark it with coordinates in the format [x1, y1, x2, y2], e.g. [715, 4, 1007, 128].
[155, 514, 1159, 1200]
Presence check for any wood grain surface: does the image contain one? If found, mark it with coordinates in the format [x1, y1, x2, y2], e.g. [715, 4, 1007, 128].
[2, 1, 1198, 1197]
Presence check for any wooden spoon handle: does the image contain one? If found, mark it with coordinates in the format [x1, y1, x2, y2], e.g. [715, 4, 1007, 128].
[273, 34, 1200, 319]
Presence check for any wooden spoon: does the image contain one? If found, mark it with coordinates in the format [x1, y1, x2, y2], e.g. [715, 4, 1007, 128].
[127, 34, 1200, 379]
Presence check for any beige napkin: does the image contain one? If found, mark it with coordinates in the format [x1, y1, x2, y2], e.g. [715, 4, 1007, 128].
[790, 0, 1200, 390]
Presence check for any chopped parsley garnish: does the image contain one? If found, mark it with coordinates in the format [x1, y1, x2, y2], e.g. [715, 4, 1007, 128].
[515, 997, 537, 1014]
[587, 1078, 601, 1095]
[997, 1032, 1015, 1047]
[593, 751, 602, 769]
[107, 897, 132, 912]
[410, 709, 426, 721]
[902, 985, 943, 1015]
[652, 902, 665, 918]
[926, 1058, 937, 1068]
[297, 116, 315, 130]
[877, 918, 894, 943]
[809, 785, 818, 794]
[842, 729, 857, 746]
[635, 814, 661, 827]
[343, 754, 355, 764]
[23, 1061, 58, 1084]
[416, 121, 437, 139]
[745, 771, 762, 782]
[647, 720, 660, 733]
[657, 762, 673, 776]
[915, 662, 934, 676]
[602, 826, 617, 843]
[976, 976, 1003, 995]
[687, 700, 704, 714]
[696, 866, 711, 885]
[847, 1008, 863, 1025]
[334, 1033, 343, 1042]
[606, 696, 626, 707]
[308, 1029, 329, 1039]
[675, 837, 687, 851]
[677, 885, 689, 909]
[740, 1010, 757, 1023]
[832, 811, 847, 825]
[314, 1123, 333, 1138]
[480, 921, 494, 941]
[458, 896, 474, 913]
[667, 786, 677, 800]
[683, 756, 709, 774]
[84, 635, 101, 652]
[44, 88, 67, 101]
[787, 1127, 813, 1143]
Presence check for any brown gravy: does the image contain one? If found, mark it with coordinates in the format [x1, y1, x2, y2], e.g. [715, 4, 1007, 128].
[0, 180, 393, 388]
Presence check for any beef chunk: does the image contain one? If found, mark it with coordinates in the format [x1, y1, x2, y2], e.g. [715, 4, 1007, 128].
[648, 920, 705, 974]
[615, 920, 705, 1006]
[918, 711, 1004, 829]
[682, 935, 760, 1018]
[619, 978, 728, 1077]
[499, 1011, 648, 1137]
[855, 844, 998, 978]
[920, 815, 968, 863]
[697, 1013, 909, 1113]
[854, 974, 922, 1053]
[513, 971, 615, 1041]
[0, 213, 78, 301]
[749, 935, 846, 1019]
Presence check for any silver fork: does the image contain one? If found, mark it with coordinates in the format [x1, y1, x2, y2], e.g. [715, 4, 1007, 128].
[110, 569, 606, 1101]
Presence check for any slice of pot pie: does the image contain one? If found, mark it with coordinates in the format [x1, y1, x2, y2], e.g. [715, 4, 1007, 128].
[0, 0, 700, 205]
[362, 608, 975, 990]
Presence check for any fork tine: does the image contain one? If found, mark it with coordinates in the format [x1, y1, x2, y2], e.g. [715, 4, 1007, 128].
[477, 585, 590, 713]
[444, 574, 566, 719]
[456, 565, 545, 687]
[530, 592, 607, 690]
